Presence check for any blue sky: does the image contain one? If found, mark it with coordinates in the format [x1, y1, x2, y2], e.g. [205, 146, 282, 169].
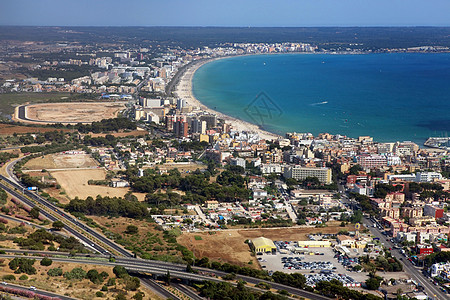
[1, 0, 449, 27]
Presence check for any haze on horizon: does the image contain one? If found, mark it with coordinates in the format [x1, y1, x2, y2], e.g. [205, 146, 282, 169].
[1, 0, 450, 27]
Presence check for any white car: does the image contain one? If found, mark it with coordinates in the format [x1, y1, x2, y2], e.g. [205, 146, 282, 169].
[29, 286, 37, 291]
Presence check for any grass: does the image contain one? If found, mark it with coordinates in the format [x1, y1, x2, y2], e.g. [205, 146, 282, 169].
[0, 92, 71, 116]
[194, 235, 203, 240]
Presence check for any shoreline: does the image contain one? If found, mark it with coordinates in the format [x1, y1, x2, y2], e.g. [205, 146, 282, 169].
[174, 55, 282, 140]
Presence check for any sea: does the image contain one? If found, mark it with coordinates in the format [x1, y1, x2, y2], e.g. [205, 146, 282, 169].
[192, 53, 450, 144]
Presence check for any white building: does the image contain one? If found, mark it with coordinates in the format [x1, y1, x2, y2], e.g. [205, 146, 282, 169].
[284, 166, 332, 184]
[259, 163, 284, 174]
[230, 157, 246, 169]
[415, 172, 443, 183]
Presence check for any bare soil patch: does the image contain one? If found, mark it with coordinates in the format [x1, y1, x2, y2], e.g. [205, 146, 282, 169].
[23, 102, 125, 124]
[177, 222, 356, 267]
[50, 169, 146, 201]
[23, 153, 99, 170]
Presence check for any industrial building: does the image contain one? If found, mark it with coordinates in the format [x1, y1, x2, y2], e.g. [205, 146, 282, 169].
[250, 237, 276, 253]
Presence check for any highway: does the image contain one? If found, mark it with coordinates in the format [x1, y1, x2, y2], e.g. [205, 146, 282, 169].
[172, 282, 205, 300]
[0, 174, 133, 256]
[0, 159, 331, 300]
[0, 281, 75, 300]
[362, 217, 448, 299]
[140, 278, 181, 300]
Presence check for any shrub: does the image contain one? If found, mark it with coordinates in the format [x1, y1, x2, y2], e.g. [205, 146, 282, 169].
[125, 225, 138, 235]
[40, 258, 53, 266]
[113, 266, 128, 278]
[64, 267, 86, 280]
[2, 275, 15, 281]
[96, 291, 104, 297]
[19, 275, 28, 280]
[8, 258, 36, 275]
[125, 276, 140, 291]
[47, 267, 63, 277]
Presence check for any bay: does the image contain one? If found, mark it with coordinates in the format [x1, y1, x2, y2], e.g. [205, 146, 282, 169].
[192, 53, 450, 143]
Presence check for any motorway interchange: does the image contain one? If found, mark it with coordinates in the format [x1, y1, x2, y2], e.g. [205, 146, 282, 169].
[2, 159, 448, 300]
[0, 169, 331, 300]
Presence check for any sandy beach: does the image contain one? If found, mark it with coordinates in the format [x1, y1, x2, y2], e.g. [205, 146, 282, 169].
[174, 57, 281, 140]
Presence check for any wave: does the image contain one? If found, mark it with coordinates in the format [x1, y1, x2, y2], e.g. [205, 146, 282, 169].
[310, 101, 328, 106]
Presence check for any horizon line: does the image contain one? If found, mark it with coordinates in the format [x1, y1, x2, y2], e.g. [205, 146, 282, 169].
[1, 25, 450, 28]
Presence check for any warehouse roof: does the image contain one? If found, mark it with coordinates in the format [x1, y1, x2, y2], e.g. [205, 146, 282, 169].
[251, 237, 276, 249]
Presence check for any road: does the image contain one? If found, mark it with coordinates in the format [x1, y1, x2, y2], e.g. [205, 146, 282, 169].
[0, 281, 75, 300]
[140, 278, 181, 300]
[0, 160, 330, 300]
[0, 174, 134, 256]
[172, 282, 205, 300]
[0, 253, 330, 300]
[362, 217, 448, 299]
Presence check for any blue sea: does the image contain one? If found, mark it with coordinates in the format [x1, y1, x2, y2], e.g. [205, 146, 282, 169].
[192, 53, 450, 144]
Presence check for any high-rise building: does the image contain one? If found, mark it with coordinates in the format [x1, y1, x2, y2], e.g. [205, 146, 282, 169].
[174, 116, 188, 138]
[284, 166, 332, 184]
[191, 119, 206, 134]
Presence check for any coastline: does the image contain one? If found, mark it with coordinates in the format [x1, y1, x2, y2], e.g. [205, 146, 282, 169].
[174, 56, 282, 141]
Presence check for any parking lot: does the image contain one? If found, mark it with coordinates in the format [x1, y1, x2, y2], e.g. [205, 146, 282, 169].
[257, 244, 368, 283]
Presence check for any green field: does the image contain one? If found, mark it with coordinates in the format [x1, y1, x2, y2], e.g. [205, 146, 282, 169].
[0, 92, 72, 116]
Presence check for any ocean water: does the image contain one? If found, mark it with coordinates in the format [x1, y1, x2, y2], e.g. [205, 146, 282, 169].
[192, 53, 450, 144]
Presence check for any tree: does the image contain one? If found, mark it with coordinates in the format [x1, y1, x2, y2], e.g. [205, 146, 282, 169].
[125, 276, 141, 291]
[113, 266, 128, 278]
[365, 277, 381, 290]
[47, 267, 63, 277]
[64, 267, 87, 280]
[86, 269, 103, 284]
[40, 258, 53, 266]
[52, 221, 64, 231]
[29, 207, 40, 219]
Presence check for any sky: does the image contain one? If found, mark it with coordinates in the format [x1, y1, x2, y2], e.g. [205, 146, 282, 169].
[1, 0, 449, 27]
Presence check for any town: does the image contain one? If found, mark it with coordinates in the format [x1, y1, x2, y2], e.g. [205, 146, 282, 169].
[0, 28, 449, 300]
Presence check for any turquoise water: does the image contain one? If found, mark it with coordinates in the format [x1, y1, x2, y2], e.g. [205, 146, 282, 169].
[192, 53, 450, 143]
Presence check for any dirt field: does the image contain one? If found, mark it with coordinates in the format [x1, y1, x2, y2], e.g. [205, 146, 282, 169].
[22, 102, 126, 124]
[0, 123, 70, 135]
[149, 162, 208, 174]
[177, 222, 356, 267]
[22, 153, 99, 170]
[50, 169, 146, 201]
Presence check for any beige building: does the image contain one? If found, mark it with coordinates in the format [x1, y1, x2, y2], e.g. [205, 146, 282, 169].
[284, 166, 332, 184]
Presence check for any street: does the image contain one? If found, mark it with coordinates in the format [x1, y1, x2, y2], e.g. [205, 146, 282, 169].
[363, 217, 448, 299]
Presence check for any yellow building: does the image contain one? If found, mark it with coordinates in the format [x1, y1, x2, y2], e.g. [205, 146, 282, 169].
[199, 134, 209, 143]
[251, 237, 276, 253]
[297, 241, 331, 248]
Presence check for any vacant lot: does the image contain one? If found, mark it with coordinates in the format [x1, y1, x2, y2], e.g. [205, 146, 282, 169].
[177, 222, 356, 267]
[0, 123, 70, 136]
[23, 153, 99, 170]
[152, 162, 207, 174]
[0, 92, 71, 116]
[50, 169, 146, 201]
[21, 102, 125, 124]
